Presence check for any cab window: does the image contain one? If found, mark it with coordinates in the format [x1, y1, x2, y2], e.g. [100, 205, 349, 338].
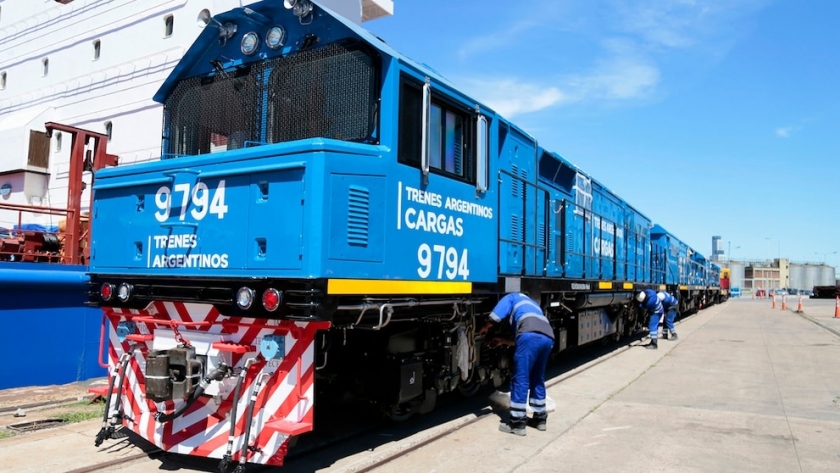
[398, 76, 474, 183]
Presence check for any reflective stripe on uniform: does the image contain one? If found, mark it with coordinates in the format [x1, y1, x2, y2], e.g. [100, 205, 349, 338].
[517, 312, 549, 325]
[529, 397, 547, 413]
[510, 400, 527, 419]
[513, 299, 542, 312]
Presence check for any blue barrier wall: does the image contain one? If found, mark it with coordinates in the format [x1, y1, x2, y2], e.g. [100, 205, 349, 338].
[0, 262, 107, 389]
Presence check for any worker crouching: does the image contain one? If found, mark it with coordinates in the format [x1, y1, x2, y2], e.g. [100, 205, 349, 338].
[636, 289, 664, 349]
[479, 293, 555, 436]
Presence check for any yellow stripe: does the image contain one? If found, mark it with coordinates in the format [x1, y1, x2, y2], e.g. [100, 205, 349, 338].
[327, 279, 472, 295]
[659, 285, 666, 290]
[623, 282, 634, 289]
[598, 281, 612, 289]
[679, 285, 687, 290]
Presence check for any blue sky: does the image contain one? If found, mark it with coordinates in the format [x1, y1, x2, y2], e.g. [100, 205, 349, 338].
[366, 0, 840, 268]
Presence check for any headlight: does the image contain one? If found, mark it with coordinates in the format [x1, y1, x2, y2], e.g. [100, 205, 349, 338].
[265, 26, 285, 49]
[241, 32, 259, 55]
[236, 287, 255, 309]
[117, 283, 133, 302]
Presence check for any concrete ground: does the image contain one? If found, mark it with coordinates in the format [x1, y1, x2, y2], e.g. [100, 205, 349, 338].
[1, 297, 839, 472]
[352, 298, 840, 473]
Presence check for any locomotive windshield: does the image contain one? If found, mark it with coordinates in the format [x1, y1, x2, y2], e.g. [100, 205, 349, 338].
[163, 42, 379, 157]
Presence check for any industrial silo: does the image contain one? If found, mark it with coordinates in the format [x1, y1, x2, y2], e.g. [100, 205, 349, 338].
[729, 262, 745, 291]
[803, 265, 820, 291]
[819, 266, 836, 286]
[788, 264, 804, 292]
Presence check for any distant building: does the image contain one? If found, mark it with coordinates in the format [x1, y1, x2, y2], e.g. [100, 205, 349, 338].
[711, 236, 724, 262]
[727, 258, 836, 294]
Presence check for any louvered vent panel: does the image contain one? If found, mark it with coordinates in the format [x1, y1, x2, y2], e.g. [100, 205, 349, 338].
[538, 223, 546, 247]
[347, 186, 370, 246]
[511, 215, 521, 241]
[511, 165, 519, 198]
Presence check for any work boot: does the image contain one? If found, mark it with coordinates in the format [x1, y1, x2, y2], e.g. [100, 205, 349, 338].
[646, 339, 658, 350]
[670, 332, 678, 340]
[662, 330, 669, 340]
[529, 414, 547, 431]
[499, 418, 526, 436]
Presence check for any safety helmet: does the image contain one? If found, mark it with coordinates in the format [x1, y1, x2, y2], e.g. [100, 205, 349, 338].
[635, 291, 646, 302]
[657, 292, 666, 301]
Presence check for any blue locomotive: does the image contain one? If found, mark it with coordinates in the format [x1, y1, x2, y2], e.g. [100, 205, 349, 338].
[88, 1, 721, 468]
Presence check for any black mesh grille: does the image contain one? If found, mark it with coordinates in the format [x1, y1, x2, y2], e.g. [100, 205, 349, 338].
[165, 69, 260, 156]
[268, 44, 376, 143]
[163, 42, 378, 157]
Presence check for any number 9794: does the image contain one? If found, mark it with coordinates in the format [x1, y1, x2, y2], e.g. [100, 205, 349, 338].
[416, 243, 469, 280]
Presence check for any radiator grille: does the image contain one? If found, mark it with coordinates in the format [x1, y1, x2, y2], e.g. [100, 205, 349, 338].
[163, 42, 378, 157]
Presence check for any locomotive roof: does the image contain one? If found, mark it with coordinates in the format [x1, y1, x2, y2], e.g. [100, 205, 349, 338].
[540, 149, 657, 222]
[154, 0, 482, 111]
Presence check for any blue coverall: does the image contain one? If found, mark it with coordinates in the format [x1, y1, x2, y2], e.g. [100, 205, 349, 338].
[488, 293, 555, 426]
[658, 291, 679, 335]
[639, 289, 664, 340]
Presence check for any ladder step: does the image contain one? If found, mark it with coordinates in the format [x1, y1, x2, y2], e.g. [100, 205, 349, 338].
[264, 419, 313, 436]
[212, 341, 256, 354]
[126, 334, 154, 342]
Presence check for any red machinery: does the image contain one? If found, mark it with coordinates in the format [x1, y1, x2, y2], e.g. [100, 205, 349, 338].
[0, 123, 118, 264]
[720, 268, 731, 292]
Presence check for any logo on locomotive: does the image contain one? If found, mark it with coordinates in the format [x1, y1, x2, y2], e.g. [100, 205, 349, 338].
[146, 180, 231, 269]
[592, 215, 622, 259]
[396, 181, 493, 281]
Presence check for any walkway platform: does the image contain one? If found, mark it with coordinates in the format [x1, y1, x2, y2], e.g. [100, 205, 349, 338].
[1, 298, 839, 472]
[365, 297, 840, 473]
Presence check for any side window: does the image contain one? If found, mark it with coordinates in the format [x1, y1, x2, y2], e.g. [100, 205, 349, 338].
[164, 15, 174, 38]
[398, 76, 473, 183]
[398, 80, 422, 167]
[429, 105, 465, 175]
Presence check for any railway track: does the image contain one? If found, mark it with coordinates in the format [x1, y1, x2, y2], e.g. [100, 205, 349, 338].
[3, 319, 681, 473]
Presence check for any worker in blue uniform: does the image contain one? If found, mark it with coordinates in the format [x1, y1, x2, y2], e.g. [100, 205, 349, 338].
[657, 290, 679, 340]
[636, 289, 663, 349]
[479, 293, 555, 436]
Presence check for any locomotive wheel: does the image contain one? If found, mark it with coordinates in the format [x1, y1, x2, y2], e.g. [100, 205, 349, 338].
[385, 404, 413, 422]
[457, 377, 481, 397]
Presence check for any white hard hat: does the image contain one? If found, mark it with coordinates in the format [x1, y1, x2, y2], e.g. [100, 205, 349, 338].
[657, 292, 666, 301]
[635, 291, 646, 302]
